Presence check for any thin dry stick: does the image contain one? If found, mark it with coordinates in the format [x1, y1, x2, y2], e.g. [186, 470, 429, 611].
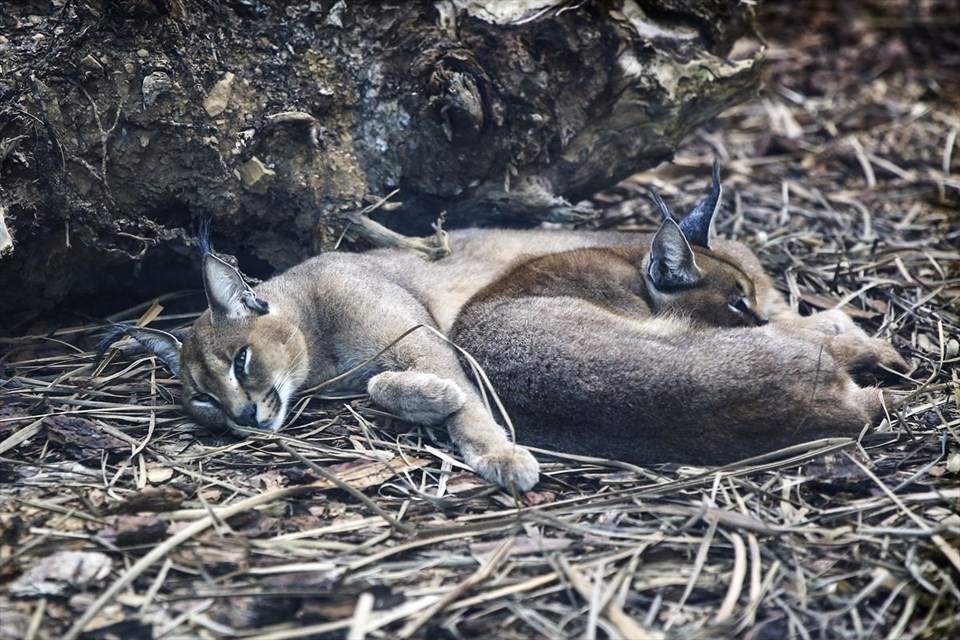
[246, 594, 445, 640]
[346, 526, 518, 574]
[846, 454, 960, 574]
[138, 558, 172, 616]
[714, 531, 748, 624]
[346, 592, 376, 640]
[397, 536, 516, 638]
[558, 555, 663, 640]
[25, 597, 46, 640]
[63, 485, 319, 640]
[277, 440, 412, 534]
[664, 516, 719, 630]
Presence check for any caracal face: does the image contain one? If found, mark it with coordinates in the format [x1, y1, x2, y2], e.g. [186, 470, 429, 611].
[179, 311, 309, 432]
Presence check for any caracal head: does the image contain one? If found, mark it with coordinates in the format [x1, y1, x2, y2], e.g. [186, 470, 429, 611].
[645, 161, 769, 328]
[100, 251, 309, 433]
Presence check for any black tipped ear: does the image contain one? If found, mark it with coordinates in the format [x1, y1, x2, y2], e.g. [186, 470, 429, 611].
[679, 160, 721, 249]
[197, 217, 214, 257]
[648, 218, 701, 290]
[97, 324, 183, 376]
[650, 189, 674, 221]
[203, 254, 269, 322]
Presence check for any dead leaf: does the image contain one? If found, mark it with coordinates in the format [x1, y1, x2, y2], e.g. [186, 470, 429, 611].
[146, 465, 174, 484]
[252, 469, 288, 491]
[947, 452, 960, 474]
[295, 585, 403, 622]
[804, 450, 872, 491]
[1, 513, 27, 545]
[799, 293, 878, 319]
[0, 403, 36, 435]
[444, 472, 489, 495]
[173, 541, 248, 575]
[200, 487, 223, 503]
[307, 456, 429, 491]
[9, 550, 112, 598]
[43, 415, 129, 460]
[97, 515, 168, 546]
[470, 535, 573, 560]
[113, 486, 186, 514]
[522, 490, 558, 506]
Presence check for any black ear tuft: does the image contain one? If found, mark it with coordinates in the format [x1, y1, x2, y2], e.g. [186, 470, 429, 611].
[241, 291, 270, 315]
[678, 159, 721, 249]
[650, 189, 673, 221]
[96, 324, 184, 376]
[96, 323, 135, 363]
[197, 217, 214, 257]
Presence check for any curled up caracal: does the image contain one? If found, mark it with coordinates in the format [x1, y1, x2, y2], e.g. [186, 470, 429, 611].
[100, 219, 644, 491]
[451, 163, 908, 465]
[100, 162, 906, 490]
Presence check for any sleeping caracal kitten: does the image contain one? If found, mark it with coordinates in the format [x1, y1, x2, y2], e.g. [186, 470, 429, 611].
[100, 163, 904, 488]
[100, 222, 655, 491]
[451, 166, 907, 465]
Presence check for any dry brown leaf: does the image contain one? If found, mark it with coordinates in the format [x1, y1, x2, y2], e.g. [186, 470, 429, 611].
[43, 415, 129, 459]
[9, 550, 113, 598]
[309, 455, 430, 490]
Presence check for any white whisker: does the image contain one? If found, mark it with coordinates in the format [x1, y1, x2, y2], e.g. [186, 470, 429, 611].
[273, 344, 310, 401]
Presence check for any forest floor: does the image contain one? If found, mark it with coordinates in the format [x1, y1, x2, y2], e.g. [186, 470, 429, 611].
[2, 4, 959, 640]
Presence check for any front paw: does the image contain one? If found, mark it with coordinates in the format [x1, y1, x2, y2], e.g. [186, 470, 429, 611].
[467, 443, 540, 492]
[799, 309, 862, 337]
[367, 371, 467, 425]
[829, 334, 908, 383]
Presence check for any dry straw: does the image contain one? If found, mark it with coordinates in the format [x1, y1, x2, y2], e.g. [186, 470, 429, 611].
[2, 16, 959, 640]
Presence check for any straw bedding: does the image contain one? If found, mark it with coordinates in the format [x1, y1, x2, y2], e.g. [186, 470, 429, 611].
[1, 5, 958, 639]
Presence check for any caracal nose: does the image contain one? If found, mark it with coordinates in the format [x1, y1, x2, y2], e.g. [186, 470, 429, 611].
[236, 403, 259, 428]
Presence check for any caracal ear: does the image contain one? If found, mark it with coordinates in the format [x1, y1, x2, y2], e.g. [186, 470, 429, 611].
[679, 160, 721, 249]
[648, 217, 701, 290]
[97, 324, 183, 376]
[202, 253, 269, 322]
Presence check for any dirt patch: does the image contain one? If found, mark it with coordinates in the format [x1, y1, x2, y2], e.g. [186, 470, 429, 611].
[0, 0, 759, 320]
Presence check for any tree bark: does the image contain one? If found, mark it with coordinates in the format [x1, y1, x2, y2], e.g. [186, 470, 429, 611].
[0, 0, 760, 320]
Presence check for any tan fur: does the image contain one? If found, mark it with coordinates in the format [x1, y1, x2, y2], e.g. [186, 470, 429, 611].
[129, 173, 904, 489]
[470, 243, 768, 327]
[450, 242, 907, 465]
[171, 227, 642, 491]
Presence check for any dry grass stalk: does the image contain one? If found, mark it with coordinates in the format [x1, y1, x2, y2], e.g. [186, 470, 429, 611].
[2, 4, 959, 639]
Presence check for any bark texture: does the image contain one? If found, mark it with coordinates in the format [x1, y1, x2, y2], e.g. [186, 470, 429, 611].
[0, 0, 760, 319]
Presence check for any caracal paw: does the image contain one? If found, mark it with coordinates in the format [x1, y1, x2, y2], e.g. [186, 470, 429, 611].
[852, 386, 893, 423]
[367, 371, 467, 425]
[801, 309, 863, 337]
[830, 334, 908, 382]
[468, 443, 540, 492]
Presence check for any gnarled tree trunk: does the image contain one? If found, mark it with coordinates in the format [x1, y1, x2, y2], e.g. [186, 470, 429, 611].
[0, 0, 760, 321]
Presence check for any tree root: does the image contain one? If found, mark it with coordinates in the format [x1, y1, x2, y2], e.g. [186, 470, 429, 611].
[342, 190, 451, 260]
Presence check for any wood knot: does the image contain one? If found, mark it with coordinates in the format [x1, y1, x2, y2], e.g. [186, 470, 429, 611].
[423, 50, 490, 144]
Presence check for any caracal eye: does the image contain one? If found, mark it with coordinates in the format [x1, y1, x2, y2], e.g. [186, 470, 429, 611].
[730, 297, 750, 314]
[192, 393, 219, 407]
[233, 346, 250, 383]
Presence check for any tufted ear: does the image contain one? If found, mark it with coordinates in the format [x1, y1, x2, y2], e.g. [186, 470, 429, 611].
[647, 217, 701, 291]
[97, 324, 183, 376]
[679, 160, 722, 249]
[202, 253, 269, 322]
